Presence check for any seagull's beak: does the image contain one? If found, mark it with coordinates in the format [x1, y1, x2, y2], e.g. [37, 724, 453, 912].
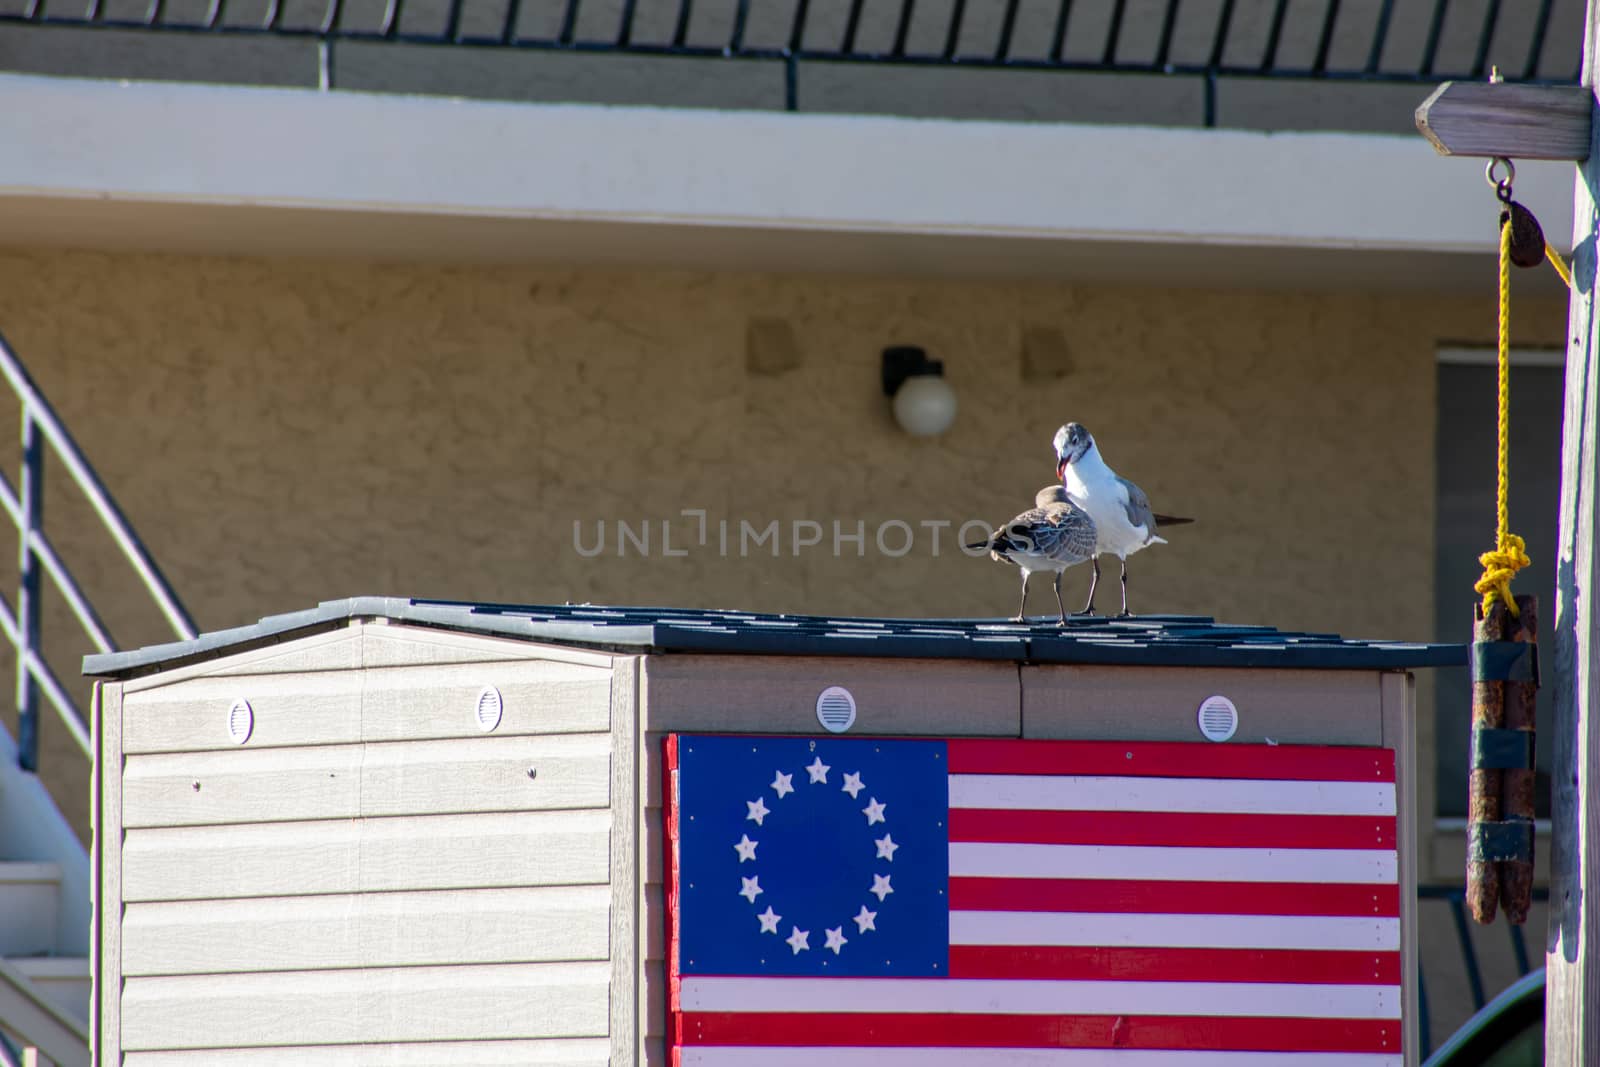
[1056, 456, 1069, 480]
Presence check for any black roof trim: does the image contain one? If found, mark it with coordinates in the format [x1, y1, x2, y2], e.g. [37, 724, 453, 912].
[83, 596, 1466, 678]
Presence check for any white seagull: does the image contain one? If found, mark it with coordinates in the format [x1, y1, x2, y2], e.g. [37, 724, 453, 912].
[968, 485, 1098, 624]
[1053, 423, 1191, 617]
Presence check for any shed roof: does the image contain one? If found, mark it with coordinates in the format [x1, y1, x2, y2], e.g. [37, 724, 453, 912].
[82, 596, 1464, 678]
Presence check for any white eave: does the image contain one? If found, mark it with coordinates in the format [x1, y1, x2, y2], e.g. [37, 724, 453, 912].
[0, 70, 1579, 289]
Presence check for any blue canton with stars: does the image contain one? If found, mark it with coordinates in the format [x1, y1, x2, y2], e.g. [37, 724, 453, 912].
[675, 735, 950, 977]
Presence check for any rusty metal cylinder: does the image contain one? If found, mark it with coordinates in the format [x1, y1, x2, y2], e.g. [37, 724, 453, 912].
[1466, 594, 1538, 925]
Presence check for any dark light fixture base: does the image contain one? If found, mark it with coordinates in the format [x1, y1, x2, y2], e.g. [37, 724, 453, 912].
[881, 346, 944, 396]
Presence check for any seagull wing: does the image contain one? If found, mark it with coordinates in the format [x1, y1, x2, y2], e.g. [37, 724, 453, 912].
[1030, 504, 1098, 564]
[1116, 475, 1158, 533]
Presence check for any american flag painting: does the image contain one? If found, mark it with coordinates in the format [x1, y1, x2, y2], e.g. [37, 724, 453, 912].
[664, 734, 1405, 1066]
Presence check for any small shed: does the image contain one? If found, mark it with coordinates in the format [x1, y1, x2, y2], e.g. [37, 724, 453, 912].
[82, 597, 1459, 1066]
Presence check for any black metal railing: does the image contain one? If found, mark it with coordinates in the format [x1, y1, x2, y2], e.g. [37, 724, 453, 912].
[0, 330, 195, 772]
[0, 0, 1583, 118]
[1418, 883, 1548, 1059]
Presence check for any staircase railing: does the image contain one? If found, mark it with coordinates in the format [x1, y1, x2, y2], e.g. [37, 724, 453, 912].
[0, 330, 195, 773]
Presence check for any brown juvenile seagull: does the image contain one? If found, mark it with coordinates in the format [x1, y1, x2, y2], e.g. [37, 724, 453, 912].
[969, 485, 1098, 624]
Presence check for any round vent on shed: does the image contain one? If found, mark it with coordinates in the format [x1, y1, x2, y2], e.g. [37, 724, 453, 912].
[226, 699, 254, 745]
[816, 686, 857, 734]
[476, 686, 504, 733]
[1196, 695, 1238, 743]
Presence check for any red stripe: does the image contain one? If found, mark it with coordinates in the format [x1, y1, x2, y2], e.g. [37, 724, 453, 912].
[949, 876, 1399, 917]
[949, 808, 1396, 850]
[678, 1012, 1399, 1053]
[950, 945, 1401, 985]
[946, 739, 1395, 782]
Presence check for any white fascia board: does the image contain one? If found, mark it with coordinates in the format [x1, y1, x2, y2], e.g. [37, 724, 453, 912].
[0, 71, 1577, 253]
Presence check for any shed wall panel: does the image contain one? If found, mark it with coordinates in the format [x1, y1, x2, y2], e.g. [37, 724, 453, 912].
[359, 661, 611, 741]
[109, 627, 622, 1063]
[94, 682, 124, 1067]
[120, 961, 610, 1050]
[121, 733, 610, 827]
[123, 885, 610, 975]
[361, 626, 616, 670]
[1382, 671, 1420, 1065]
[123, 743, 362, 827]
[643, 960, 666, 1044]
[643, 883, 665, 965]
[608, 657, 641, 1067]
[124, 1037, 611, 1065]
[122, 810, 610, 902]
[122, 660, 610, 754]
[1021, 665, 1384, 745]
[640, 654, 1022, 735]
[120, 628, 364, 694]
[122, 672, 364, 754]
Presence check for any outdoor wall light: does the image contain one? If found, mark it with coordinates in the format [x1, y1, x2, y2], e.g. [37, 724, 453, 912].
[881, 346, 957, 437]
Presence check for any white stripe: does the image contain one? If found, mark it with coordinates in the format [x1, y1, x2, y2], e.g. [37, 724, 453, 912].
[949, 774, 1396, 816]
[679, 976, 1399, 1019]
[681, 1050, 1402, 1067]
[950, 910, 1400, 951]
[949, 841, 1398, 883]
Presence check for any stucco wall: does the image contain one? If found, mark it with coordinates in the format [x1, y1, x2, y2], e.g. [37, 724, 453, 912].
[0, 245, 1567, 840]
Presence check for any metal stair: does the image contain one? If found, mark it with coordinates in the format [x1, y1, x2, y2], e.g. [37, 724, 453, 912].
[0, 728, 89, 1067]
[0, 329, 195, 1066]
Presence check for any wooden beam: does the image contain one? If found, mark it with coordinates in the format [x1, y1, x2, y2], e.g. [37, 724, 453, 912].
[1548, 6, 1600, 1062]
[1415, 82, 1593, 161]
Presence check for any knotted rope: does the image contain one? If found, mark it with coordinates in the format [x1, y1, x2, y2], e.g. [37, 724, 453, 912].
[1474, 216, 1532, 616]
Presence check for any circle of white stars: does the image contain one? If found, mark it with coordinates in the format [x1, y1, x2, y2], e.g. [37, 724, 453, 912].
[734, 753, 898, 960]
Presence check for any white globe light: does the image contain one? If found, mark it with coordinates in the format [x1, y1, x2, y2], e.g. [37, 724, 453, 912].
[892, 374, 957, 436]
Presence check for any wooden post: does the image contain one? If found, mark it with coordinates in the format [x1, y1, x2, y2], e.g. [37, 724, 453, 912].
[1549, 6, 1600, 1060]
[1415, 12, 1600, 1055]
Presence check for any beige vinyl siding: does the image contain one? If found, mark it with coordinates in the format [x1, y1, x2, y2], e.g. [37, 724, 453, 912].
[121, 1038, 611, 1065]
[121, 733, 611, 827]
[121, 1037, 611, 1065]
[122, 885, 611, 974]
[122, 810, 610, 901]
[105, 625, 617, 1061]
[121, 659, 611, 752]
[121, 962, 611, 1049]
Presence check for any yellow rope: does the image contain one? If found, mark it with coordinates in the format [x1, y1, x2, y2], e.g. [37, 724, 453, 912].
[1475, 217, 1530, 616]
[1546, 241, 1574, 289]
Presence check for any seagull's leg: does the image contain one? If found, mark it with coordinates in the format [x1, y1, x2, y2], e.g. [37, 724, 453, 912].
[1013, 570, 1030, 623]
[1075, 557, 1100, 615]
[1117, 557, 1132, 618]
[1052, 571, 1067, 625]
